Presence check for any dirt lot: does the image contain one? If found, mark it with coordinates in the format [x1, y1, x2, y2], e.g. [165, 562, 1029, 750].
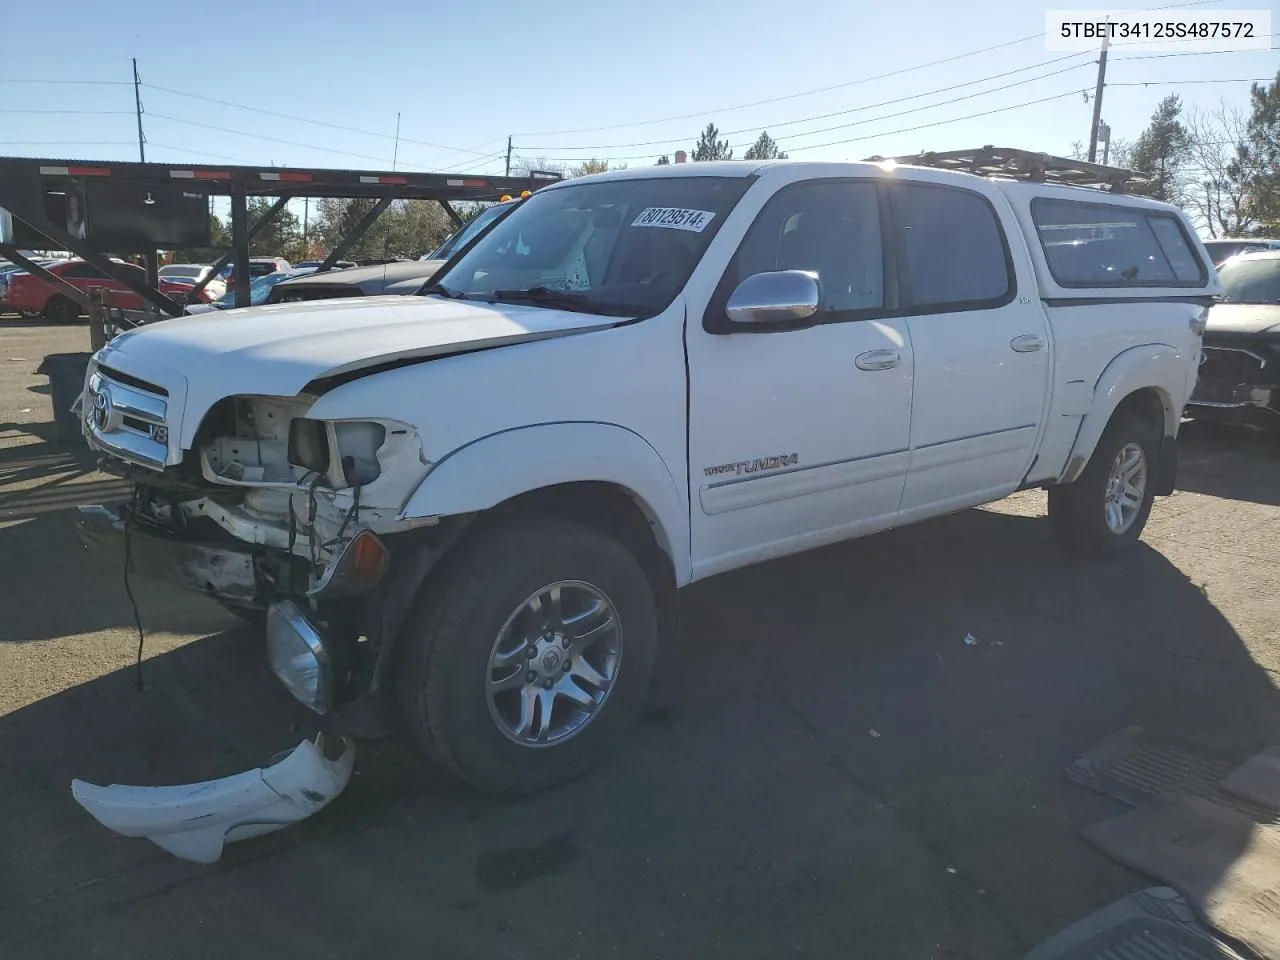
[1, 318, 1278, 959]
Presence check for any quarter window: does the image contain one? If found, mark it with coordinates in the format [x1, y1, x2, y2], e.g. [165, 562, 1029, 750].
[720, 180, 884, 322]
[891, 183, 1013, 310]
[1031, 199, 1207, 287]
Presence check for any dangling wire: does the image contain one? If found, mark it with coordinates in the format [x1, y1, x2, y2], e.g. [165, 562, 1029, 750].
[122, 486, 146, 692]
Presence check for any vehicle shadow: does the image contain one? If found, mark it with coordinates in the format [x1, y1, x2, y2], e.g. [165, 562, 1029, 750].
[0, 439, 130, 524]
[0, 499, 1276, 959]
[1178, 418, 1280, 505]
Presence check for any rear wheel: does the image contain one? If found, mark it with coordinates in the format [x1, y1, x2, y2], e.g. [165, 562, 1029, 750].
[43, 295, 81, 323]
[395, 515, 658, 795]
[1049, 413, 1158, 556]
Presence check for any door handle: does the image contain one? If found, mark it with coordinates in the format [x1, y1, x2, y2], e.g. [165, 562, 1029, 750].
[855, 349, 901, 371]
[1010, 334, 1045, 353]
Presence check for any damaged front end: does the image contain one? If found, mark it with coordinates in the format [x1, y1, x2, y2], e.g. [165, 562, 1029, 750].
[1189, 334, 1280, 427]
[79, 367, 446, 722]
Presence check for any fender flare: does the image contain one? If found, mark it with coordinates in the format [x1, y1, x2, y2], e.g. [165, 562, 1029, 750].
[400, 422, 691, 584]
[1058, 344, 1185, 484]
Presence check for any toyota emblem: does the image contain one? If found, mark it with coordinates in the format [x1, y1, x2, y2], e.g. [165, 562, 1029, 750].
[91, 386, 112, 431]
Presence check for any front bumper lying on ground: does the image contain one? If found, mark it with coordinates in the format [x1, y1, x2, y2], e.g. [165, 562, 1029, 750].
[72, 735, 355, 863]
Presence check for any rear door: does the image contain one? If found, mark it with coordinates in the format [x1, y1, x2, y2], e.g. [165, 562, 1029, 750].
[889, 180, 1051, 521]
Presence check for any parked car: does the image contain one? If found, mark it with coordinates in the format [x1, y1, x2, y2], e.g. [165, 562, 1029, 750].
[293, 260, 356, 270]
[222, 256, 292, 288]
[2, 259, 198, 321]
[159, 264, 226, 300]
[1187, 249, 1280, 426]
[1201, 238, 1280, 267]
[264, 201, 524, 305]
[77, 157, 1217, 796]
[185, 267, 318, 314]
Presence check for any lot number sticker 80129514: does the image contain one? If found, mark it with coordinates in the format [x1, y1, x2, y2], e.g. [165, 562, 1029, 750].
[631, 207, 717, 232]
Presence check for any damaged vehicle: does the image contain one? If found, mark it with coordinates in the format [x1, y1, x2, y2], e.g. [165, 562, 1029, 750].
[77, 153, 1217, 795]
[1188, 250, 1280, 427]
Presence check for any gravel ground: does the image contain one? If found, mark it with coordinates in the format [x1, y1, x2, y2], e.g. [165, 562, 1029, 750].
[1, 318, 1277, 959]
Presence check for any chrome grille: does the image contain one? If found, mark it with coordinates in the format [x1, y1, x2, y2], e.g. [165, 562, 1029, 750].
[84, 368, 170, 469]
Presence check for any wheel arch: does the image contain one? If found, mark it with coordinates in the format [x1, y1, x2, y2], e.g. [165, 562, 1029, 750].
[400, 422, 690, 586]
[1057, 345, 1186, 486]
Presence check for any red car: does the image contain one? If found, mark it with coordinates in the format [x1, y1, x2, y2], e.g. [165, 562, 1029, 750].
[0, 259, 209, 321]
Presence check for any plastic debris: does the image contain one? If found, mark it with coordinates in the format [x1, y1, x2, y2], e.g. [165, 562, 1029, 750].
[946, 866, 958, 875]
[71, 734, 355, 864]
[963, 633, 979, 646]
[869, 729, 882, 738]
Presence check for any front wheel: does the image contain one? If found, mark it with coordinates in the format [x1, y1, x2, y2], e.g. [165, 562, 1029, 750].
[395, 516, 658, 794]
[1049, 413, 1158, 556]
[43, 295, 81, 323]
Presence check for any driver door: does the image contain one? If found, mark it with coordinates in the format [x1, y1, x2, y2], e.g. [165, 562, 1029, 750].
[684, 178, 914, 580]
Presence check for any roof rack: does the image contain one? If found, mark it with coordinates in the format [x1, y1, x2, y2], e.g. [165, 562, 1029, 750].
[866, 146, 1148, 194]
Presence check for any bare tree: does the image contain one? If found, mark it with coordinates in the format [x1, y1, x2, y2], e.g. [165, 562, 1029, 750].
[568, 158, 626, 178]
[1184, 102, 1252, 237]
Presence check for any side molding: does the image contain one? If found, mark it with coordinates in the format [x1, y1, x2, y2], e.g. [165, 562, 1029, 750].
[400, 422, 691, 585]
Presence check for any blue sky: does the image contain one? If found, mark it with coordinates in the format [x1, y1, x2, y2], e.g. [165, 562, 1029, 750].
[1, 0, 1275, 176]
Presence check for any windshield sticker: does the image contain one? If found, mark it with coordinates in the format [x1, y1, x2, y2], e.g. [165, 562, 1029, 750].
[631, 207, 716, 232]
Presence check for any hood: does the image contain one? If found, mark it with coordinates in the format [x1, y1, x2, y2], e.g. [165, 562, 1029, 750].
[275, 260, 442, 292]
[1204, 302, 1280, 336]
[95, 295, 619, 449]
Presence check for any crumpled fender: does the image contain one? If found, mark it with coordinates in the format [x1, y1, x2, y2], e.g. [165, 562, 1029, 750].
[70, 735, 354, 864]
[400, 422, 692, 585]
[1057, 344, 1185, 484]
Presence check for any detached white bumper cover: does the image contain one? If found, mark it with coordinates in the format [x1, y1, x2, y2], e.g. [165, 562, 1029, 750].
[70, 735, 355, 864]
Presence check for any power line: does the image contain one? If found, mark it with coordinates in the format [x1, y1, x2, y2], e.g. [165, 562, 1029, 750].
[528, 57, 1095, 153]
[509, 0, 1234, 138]
[141, 82, 494, 157]
[513, 32, 1048, 138]
[524, 87, 1091, 162]
[1110, 77, 1275, 86]
[0, 140, 137, 147]
[146, 142, 258, 164]
[0, 77, 131, 86]
[0, 109, 133, 115]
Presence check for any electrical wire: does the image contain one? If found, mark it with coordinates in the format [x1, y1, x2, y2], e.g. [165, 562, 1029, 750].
[122, 489, 146, 693]
[0, 77, 131, 85]
[0, 140, 137, 146]
[529, 58, 1096, 153]
[1109, 77, 1276, 85]
[141, 82, 494, 156]
[0, 109, 133, 115]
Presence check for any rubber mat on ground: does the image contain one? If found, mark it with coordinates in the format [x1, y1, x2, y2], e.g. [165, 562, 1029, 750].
[1024, 886, 1248, 960]
[1083, 793, 1280, 960]
[1067, 727, 1280, 824]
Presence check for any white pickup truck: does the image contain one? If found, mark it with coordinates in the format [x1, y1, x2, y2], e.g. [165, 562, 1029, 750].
[77, 152, 1218, 794]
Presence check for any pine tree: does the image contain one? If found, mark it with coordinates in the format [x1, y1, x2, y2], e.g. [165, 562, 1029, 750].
[743, 131, 788, 160]
[1128, 95, 1191, 204]
[691, 123, 733, 161]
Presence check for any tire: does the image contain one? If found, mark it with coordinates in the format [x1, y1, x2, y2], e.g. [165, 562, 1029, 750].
[1049, 412, 1158, 556]
[395, 515, 658, 795]
[43, 295, 81, 323]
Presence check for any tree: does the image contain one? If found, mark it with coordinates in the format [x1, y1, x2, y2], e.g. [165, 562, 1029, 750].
[743, 131, 788, 160]
[691, 123, 733, 161]
[245, 196, 303, 260]
[655, 155, 671, 165]
[1184, 103, 1252, 237]
[1127, 95, 1191, 204]
[569, 158, 625, 177]
[1234, 71, 1280, 235]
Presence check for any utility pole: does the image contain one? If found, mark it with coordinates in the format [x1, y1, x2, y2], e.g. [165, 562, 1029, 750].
[132, 58, 145, 162]
[505, 135, 513, 177]
[1100, 121, 1112, 165]
[303, 197, 309, 256]
[1087, 32, 1109, 163]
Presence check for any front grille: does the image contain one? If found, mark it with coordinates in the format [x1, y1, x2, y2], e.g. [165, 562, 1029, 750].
[84, 367, 170, 470]
[1198, 347, 1265, 384]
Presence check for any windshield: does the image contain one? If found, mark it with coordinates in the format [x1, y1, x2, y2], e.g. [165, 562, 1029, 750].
[430, 176, 751, 317]
[426, 203, 510, 261]
[216, 271, 291, 307]
[1218, 256, 1280, 304]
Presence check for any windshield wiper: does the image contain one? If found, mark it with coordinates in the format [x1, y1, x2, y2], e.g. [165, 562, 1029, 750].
[420, 281, 461, 299]
[487, 286, 597, 312]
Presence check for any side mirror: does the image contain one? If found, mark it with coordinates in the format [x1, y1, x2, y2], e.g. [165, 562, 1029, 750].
[725, 270, 820, 326]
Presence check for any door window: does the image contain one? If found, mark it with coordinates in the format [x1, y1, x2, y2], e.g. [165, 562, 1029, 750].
[708, 180, 884, 329]
[891, 183, 1014, 310]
